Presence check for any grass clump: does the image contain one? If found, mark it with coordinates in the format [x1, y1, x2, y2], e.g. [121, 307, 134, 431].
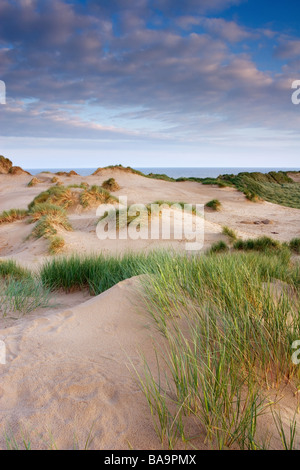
[39, 251, 164, 294]
[233, 236, 282, 253]
[0, 278, 51, 318]
[68, 182, 89, 190]
[32, 213, 73, 240]
[136, 251, 300, 449]
[209, 240, 229, 254]
[28, 203, 67, 223]
[222, 225, 238, 241]
[289, 238, 300, 254]
[80, 185, 118, 208]
[28, 186, 78, 210]
[0, 209, 28, 225]
[49, 236, 65, 255]
[102, 178, 120, 192]
[205, 199, 222, 211]
[28, 177, 42, 187]
[0, 259, 32, 280]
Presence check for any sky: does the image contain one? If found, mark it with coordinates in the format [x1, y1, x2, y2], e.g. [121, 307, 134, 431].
[0, 0, 300, 169]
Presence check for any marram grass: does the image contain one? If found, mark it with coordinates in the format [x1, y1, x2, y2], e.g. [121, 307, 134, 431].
[0, 209, 28, 225]
[137, 250, 300, 449]
[0, 249, 299, 448]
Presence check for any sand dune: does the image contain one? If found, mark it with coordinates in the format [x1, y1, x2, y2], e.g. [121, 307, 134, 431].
[0, 169, 299, 449]
[0, 277, 165, 450]
[0, 169, 299, 267]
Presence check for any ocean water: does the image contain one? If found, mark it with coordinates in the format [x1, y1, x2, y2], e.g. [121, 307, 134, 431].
[26, 167, 299, 179]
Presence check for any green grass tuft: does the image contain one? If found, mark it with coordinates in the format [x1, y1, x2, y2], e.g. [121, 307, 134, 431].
[205, 199, 222, 211]
[233, 236, 282, 253]
[209, 240, 229, 253]
[222, 225, 238, 241]
[0, 259, 32, 280]
[289, 238, 300, 254]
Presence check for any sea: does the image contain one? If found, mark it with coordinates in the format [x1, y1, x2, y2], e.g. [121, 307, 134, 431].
[26, 167, 299, 179]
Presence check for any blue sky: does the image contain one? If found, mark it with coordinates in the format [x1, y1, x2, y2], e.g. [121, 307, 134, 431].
[0, 0, 299, 168]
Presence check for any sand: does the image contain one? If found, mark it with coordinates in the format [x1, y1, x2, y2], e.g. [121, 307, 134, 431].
[0, 169, 299, 268]
[0, 277, 169, 450]
[0, 169, 299, 449]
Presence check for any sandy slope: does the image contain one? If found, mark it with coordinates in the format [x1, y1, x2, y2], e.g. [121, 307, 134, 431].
[0, 277, 166, 450]
[0, 275, 296, 450]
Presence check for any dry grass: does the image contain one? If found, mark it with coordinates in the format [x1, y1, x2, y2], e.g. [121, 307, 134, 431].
[49, 236, 65, 255]
[28, 177, 42, 187]
[32, 213, 73, 240]
[0, 209, 28, 225]
[79, 185, 118, 208]
[28, 186, 79, 210]
[28, 203, 67, 223]
[101, 178, 120, 192]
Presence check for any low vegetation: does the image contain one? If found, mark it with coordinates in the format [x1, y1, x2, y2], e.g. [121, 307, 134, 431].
[49, 236, 65, 255]
[79, 185, 118, 208]
[219, 172, 300, 209]
[222, 225, 238, 241]
[0, 209, 28, 225]
[205, 199, 222, 211]
[136, 250, 300, 449]
[233, 236, 282, 253]
[0, 278, 51, 318]
[289, 238, 300, 254]
[28, 203, 67, 222]
[32, 213, 73, 240]
[28, 177, 42, 187]
[39, 251, 161, 294]
[0, 259, 32, 280]
[28, 186, 78, 210]
[68, 182, 89, 190]
[102, 178, 120, 192]
[1, 247, 300, 448]
[209, 240, 229, 253]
